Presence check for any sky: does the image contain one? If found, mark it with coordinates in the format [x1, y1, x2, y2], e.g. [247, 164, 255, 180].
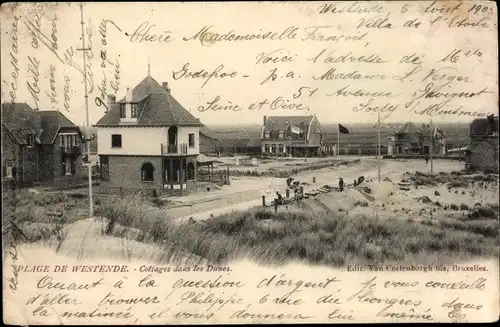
[1, 2, 497, 127]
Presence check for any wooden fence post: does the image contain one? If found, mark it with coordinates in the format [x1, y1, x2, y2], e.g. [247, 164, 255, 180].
[262, 195, 265, 207]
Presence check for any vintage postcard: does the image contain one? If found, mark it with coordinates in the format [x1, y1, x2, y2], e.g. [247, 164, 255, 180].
[1, 1, 499, 324]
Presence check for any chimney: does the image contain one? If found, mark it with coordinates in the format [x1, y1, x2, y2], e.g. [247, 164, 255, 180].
[126, 87, 132, 102]
[107, 94, 116, 109]
[263, 115, 267, 126]
[162, 82, 171, 94]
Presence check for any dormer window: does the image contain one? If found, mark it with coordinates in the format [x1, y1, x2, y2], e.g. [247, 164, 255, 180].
[120, 104, 126, 118]
[26, 135, 35, 147]
[131, 103, 138, 118]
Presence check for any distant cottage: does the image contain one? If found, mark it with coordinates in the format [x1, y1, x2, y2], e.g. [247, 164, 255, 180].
[2, 102, 85, 188]
[387, 122, 447, 156]
[260, 115, 323, 157]
[465, 115, 499, 173]
[94, 75, 209, 196]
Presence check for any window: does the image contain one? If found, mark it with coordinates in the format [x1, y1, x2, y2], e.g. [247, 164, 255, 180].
[131, 103, 138, 118]
[4, 159, 13, 179]
[264, 144, 270, 153]
[60, 134, 77, 148]
[271, 144, 277, 153]
[264, 131, 270, 139]
[188, 133, 195, 147]
[100, 156, 109, 180]
[111, 134, 122, 148]
[279, 131, 284, 139]
[27, 134, 35, 147]
[278, 144, 284, 153]
[120, 104, 126, 118]
[141, 162, 154, 182]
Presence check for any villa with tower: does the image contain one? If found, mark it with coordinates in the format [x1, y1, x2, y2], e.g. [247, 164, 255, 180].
[94, 74, 209, 196]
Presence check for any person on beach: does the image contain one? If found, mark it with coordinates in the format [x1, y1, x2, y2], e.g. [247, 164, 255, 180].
[338, 177, 344, 192]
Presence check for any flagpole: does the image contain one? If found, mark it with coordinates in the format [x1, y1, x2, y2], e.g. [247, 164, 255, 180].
[304, 120, 307, 161]
[337, 124, 340, 157]
[430, 119, 434, 174]
[377, 112, 381, 183]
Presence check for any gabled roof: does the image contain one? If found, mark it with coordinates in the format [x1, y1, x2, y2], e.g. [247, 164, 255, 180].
[396, 122, 445, 138]
[95, 76, 203, 127]
[396, 122, 419, 135]
[38, 110, 81, 144]
[2, 102, 41, 145]
[470, 116, 498, 136]
[264, 115, 315, 131]
[1, 102, 80, 145]
[117, 76, 166, 104]
[419, 124, 446, 138]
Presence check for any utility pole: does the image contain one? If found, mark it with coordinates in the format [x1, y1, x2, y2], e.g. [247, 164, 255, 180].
[77, 2, 93, 217]
[377, 111, 381, 183]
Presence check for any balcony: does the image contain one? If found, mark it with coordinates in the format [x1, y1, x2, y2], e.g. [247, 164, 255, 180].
[61, 146, 81, 155]
[161, 143, 188, 156]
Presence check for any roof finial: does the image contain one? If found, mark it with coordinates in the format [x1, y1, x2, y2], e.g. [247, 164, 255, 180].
[148, 57, 151, 76]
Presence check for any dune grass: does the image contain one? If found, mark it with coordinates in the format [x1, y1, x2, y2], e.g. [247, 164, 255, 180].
[95, 196, 499, 267]
[406, 170, 499, 188]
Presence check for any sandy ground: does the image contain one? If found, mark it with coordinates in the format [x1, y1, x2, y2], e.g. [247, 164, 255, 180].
[15, 157, 497, 265]
[210, 155, 347, 172]
[171, 158, 468, 222]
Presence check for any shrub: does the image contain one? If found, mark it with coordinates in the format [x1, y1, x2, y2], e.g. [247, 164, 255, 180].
[448, 180, 469, 189]
[354, 201, 369, 207]
[419, 196, 432, 204]
[459, 204, 469, 211]
[468, 204, 499, 220]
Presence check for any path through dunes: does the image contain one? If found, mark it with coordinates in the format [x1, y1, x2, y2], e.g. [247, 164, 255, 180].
[174, 158, 465, 222]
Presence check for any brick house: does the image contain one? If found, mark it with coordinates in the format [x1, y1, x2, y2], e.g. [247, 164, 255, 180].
[94, 75, 205, 196]
[387, 122, 447, 156]
[2, 102, 85, 188]
[465, 115, 499, 173]
[261, 115, 323, 157]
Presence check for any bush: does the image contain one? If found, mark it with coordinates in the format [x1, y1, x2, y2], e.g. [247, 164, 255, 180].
[448, 180, 469, 189]
[354, 201, 369, 207]
[459, 204, 469, 211]
[468, 204, 499, 220]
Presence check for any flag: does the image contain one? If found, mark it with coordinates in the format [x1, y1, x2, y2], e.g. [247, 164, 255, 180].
[291, 125, 302, 134]
[339, 124, 350, 134]
[432, 126, 438, 146]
